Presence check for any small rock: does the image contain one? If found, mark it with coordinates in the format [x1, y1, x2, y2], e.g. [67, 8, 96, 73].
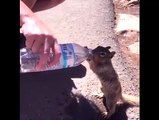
[128, 42, 139, 54]
[115, 14, 139, 32]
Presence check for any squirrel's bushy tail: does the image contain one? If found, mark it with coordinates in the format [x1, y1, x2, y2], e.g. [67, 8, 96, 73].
[121, 93, 140, 107]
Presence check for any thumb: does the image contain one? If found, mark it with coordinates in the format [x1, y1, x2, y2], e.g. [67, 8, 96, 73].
[47, 42, 61, 67]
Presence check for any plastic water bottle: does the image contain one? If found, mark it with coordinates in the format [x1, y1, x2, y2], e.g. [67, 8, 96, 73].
[20, 43, 92, 73]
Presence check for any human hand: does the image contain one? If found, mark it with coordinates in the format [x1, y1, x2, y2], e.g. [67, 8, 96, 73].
[21, 17, 62, 70]
[20, 1, 61, 70]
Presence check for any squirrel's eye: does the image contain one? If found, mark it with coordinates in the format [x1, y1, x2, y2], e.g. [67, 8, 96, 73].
[99, 52, 106, 57]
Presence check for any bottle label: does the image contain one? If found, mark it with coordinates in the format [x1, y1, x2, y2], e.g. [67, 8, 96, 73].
[20, 43, 80, 73]
[60, 43, 75, 68]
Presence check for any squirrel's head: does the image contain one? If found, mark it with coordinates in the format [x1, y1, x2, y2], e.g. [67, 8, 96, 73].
[87, 46, 115, 64]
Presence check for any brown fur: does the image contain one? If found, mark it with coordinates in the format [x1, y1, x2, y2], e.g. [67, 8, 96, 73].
[87, 46, 139, 119]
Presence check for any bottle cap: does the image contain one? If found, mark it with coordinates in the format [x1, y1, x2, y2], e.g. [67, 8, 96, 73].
[84, 46, 93, 59]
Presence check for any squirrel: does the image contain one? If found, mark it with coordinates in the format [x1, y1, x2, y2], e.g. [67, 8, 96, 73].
[86, 46, 139, 119]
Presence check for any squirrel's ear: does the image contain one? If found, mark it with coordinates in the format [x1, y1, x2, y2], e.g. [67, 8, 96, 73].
[110, 51, 116, 58]
[105, 46, 111, 50]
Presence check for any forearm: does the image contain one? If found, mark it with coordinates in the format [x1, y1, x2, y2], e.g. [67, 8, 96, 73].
[20, 0, 36, 26]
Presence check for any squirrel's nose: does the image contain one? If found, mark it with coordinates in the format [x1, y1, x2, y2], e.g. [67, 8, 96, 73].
[84, 46, 93, 61]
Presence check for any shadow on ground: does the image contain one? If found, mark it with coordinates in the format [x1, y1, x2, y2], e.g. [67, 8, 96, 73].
[106, 103, 133, 120]
[32, 0, 65, 12]
[65, 92, 132, 120]
[20, 65, 86, 120]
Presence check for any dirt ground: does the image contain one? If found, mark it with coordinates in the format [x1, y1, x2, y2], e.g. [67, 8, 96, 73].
[113, 0, 140, 119]
[113, 0, 139, 82]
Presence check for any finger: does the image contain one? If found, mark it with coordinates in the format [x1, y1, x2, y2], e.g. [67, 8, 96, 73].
[53, 41, 61, 55]
[47, 53, 61, 67]
[39, 44, 44, 53]
[36, 42, 61, 70]
[43, 36, 52, 54]
[20, 28, 35, 49]
[44, 34, 58, 53]
[36, 53, 49, 71]
[47, 42, 61, 67]
[36, 36, 61, 70]
[34, 35, 51, 70]
[25, 36, 35, 49]
[31, 35, 45, 53]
